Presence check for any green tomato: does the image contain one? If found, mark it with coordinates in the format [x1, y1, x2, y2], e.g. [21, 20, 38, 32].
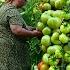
[64, 44, 70, 53]
[37, 22, 45, 31]
[64, 13, 70, 20]
[41, 35, 51, 46]
[42, 27, 51, 35]
[53, 28, 60, 32]
[48, 66, 55, 70]
[41, 13, 51, 24]
[47, 45, 62, 55]
[64, 53, 70, 62]
[55, 50, 63, 58]
[46, 10, 54, 16]
[68, 24, 70, 32]
[48, 66, 59, 70]
[48, 57, 59, 66]
[42, 3, 51, 11]
[66, 64, 70, 70]
[53, 29, 60, 33]
[47, 17, 62, 29]
[52, 10, 66, 19]
[40, 45, 47, 52]
[60, 23, 70, 34]
[50, 0, 56, 7]
[42, 0, 49, 2]
[51, 32, 61, 44]
[55, 0, 63, 9]
[42, 53, 50, 64]
[34, 65, 38, 70]
[59, 33, 69, 44]
[66, 0, 70, 6]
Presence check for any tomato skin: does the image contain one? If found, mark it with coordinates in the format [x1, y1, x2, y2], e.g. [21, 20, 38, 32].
[55, 0, 63, 9]
[47, 17, 62, 29]
[64, 53, 70, 63]
[38, 61, 44, 70]
[42, 3, 51, 11]
[66, 0, 70, 6]
[52, 10, 66, 19]
[60, 23, 70, 34]
[59, 33, 69, 44]
[66, 64, 70, 70]
[47, 45, 62, 55]
[48, 66, 59, 70]
[50, 0, 56, 7]
[48, 57, 59, 66]
[37, 22, 45, 31]
[41, 35, 51, 47]
[40, 45, 47, 52]
[40, 64, 49, 70]
[38, 61, 49, 70]
[41, 13, 51, 24]
[55, 50, 63, 58]
[42, 0, 49, 3]
[64, 45, 70, 53]
[51, 32, 61, 44]
[42, 53, 50, 64]
[42, 27, 51, 35]
[55, 0, 65, 10]
[39, 2, 44, 11]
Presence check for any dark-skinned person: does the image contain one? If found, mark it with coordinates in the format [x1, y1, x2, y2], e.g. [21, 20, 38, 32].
[0, 0, 42, 70]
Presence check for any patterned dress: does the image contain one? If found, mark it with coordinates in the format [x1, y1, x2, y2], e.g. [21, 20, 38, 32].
[0, 3, 31, 70]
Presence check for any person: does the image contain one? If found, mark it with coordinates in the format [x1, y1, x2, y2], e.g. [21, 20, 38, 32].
[0, 0, 42, 70]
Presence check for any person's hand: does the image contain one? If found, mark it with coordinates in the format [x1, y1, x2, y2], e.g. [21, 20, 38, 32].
[32, 30, 42, 37]
[26, 26, 36, 31]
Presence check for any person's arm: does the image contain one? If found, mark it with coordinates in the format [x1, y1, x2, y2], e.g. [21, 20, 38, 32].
[10, 24, 42, 37]
[6, 8, 42, 37]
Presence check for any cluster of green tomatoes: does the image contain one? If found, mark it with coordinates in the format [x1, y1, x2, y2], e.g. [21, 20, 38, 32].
[36, 0, 70, 70]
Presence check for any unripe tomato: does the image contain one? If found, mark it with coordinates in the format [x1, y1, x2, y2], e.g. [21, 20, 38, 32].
[42, 0, 49, 3]
[66, 0, 70, 6]
[45, 10, 54, 16]
[41, 35, 51, 46]
[37, 22, 45, 31]
[50, 0, 56, 7]
[38, 61, 44, 70]
[60, 23, 70, 34]
[42, 53, 50, 64]
[64, 53, 70, 62]
[40, 64, 49, 70]
[42, 3, 51, 11]
[47, 17, 62, 29]
[39, 2, 44, 11]
[52, 10, 66, 19]
[66, 64, 70, 70]
[42, 27, 51, 35]
[55, 0, 63, 9]
[47, 45, 62, 55]
[51, 32, 61, 44]
[59, 33, 69, 44]
[48, 66, 59, 70]
[48, 57, 59, 66]
[40, 45, 47, 52]
[64, 45, 70, 53]
[41, 13, 51, 24]
[55, 50, 63, 58]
